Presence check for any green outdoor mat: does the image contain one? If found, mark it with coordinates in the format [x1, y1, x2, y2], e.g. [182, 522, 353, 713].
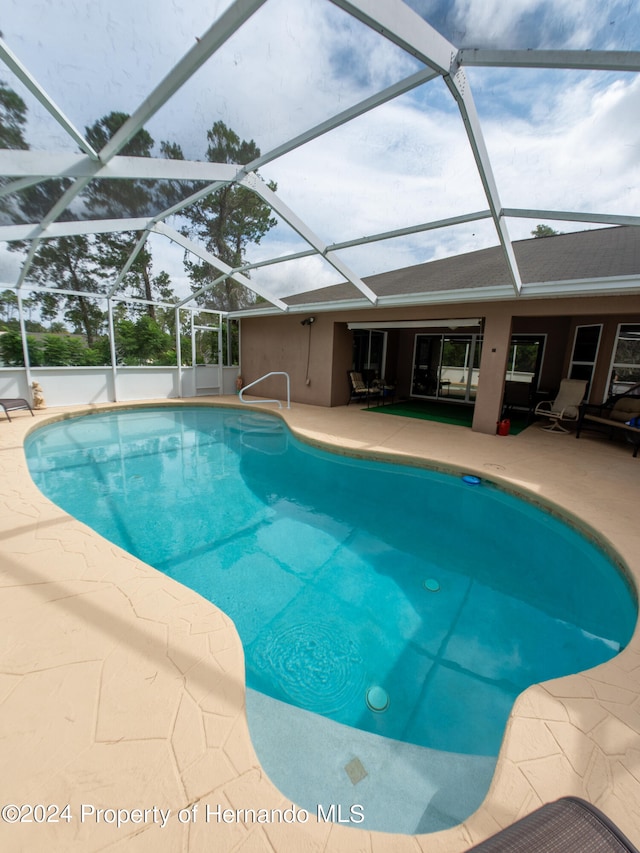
[366, 400, 530, 435]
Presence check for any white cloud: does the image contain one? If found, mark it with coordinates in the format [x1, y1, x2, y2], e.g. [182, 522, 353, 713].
[438, 0, 637, 50]
[251, 252, 340, 299]
[263, 95, 487, 240]
[480, 72, 640, 217]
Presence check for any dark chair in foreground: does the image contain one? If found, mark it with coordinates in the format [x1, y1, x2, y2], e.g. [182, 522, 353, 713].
[576, 382, 640, 457]
[502, 379, 535, 421]
[533, 378, 587, 432]
[0, 397, 34, 421]
[466, 797, 639, 852]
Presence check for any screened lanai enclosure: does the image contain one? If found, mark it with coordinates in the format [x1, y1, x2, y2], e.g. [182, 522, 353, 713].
[1, 0, 639, 407]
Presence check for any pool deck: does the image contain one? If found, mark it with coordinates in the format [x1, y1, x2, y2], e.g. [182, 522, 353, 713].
[1, 396, 639, 852]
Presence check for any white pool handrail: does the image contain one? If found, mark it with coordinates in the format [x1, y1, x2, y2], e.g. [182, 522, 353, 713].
[238, 371, 291, 409]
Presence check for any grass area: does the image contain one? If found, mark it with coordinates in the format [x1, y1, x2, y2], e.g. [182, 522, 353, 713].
[366, 399, 531, 435]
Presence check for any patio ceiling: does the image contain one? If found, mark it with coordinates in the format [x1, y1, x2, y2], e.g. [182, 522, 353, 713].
[1, 0, 640, 314]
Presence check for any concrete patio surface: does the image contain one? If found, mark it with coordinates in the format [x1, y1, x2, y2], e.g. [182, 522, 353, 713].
[1, 396, 639, 852]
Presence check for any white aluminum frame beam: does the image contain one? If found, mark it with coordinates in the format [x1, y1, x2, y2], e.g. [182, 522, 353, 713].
[0, 150, 241, 183]
[6, 0, 266, 287]
[6, 207, 637, 249]
[445, 68, 522, 293]
[225, 210, 492, 272]
[3, 0, 639, 312]
[98, 0, 268, 162]
[241, 173, 378, 304]
[139, 65, 440, 247]
[244, 66, 439, 174]
[503, 209, 640, 227]
[152, 221, 289, 311]
[328, 0, 456, 74]
[0, 38, 98, 159]
[348, 319, 482, 329]
[329, 0, 523, 294]
[107, 230, 151, 298]
[0, 217, 152, 243]
[459, 49, 640, 72]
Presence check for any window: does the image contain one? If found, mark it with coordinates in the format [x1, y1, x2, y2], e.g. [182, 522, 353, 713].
[507, 335, 545, 385]
[569, 324, 602, 397]
[608, 324, 640, 395]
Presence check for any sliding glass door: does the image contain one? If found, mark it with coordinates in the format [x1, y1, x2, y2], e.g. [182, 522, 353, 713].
[412, 333, 482, 401]
[352, 329, 387, 382]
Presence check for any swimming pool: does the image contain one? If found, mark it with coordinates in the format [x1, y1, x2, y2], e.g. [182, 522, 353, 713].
[25, 406, 637, 833]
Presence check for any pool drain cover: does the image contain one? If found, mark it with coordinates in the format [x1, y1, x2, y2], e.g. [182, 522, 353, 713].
[423, 578, 440, 592]
[366, 686, 389, 712]
[344, 757, 368, 785]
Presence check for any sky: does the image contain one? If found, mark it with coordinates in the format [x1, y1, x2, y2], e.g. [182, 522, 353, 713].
[1, 0, 639, 304]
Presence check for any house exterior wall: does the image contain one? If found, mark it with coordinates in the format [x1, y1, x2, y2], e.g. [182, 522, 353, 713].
[564, 313, 637, 402]
[473, 304, 512, 433]
[239, 294, 640, 431]
[330, 322, 354, 406]
[239, 313, 337, 406]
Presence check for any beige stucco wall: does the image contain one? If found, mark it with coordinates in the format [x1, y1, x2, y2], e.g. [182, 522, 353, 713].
[238, 294, 640, 429]
[239, 313, 336, 406]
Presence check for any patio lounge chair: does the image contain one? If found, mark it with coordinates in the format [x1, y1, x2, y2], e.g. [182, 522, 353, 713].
[347, 371, 368, 404]
[534, 378, 587, 432]
[347, 371, 396, 407]
[347, 371, 381, 406]
[465, 796, 640, 852]
[0, 397, 34, 422]
[576, 382, 640, 457]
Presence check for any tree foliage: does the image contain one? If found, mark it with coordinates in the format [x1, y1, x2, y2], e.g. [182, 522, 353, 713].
[182, 121, 277, 312]
[0, 79, 30, 223]
[2, 79, 275, 355]
[81, 112, 182, 321]
[115, 314, 174, 365]
[0, 328, 110, 367]
[0, 80, 28, 150]
[18, 111, 181, 341]
[531, 224, 560, 238]
[0, 289, 19, 322]
[24, 235, 110, 345]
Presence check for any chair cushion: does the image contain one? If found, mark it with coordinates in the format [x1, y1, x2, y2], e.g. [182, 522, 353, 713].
[610, 397, 640, 423]
[349, 373, 367, 392]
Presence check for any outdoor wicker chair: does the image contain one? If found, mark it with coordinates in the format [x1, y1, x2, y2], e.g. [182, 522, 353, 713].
[465, 797, 639, 852]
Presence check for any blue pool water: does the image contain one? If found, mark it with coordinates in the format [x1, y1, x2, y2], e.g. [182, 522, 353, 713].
[25, 406, 637, 830]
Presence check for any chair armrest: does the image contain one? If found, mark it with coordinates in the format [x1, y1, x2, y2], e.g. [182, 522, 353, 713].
[579, 401, 610, 419]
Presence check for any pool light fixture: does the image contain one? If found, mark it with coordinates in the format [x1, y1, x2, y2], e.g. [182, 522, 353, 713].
[366, 685, 390, 712]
